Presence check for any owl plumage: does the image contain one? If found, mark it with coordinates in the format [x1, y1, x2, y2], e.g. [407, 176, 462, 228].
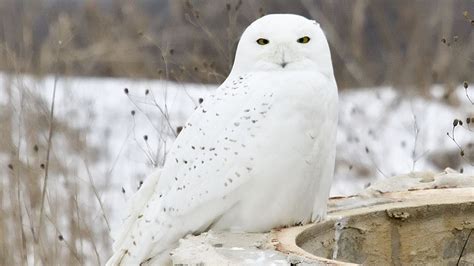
[107, 14, 338, 265]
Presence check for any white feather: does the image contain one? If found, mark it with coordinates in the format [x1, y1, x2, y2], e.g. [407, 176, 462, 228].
[107, 14, 338, 265]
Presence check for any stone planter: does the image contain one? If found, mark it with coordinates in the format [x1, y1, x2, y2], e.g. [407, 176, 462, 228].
[172, 170, 474, 265]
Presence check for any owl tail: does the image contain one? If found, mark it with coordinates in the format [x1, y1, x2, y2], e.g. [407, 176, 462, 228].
[107, 169, 162, 265]
[106, 248, 172, 266]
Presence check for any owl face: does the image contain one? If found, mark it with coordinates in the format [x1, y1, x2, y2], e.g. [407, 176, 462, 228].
[232, 14, 334, 77]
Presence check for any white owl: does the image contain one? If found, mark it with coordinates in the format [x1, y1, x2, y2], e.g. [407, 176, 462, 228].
[107, 14, 338, 265]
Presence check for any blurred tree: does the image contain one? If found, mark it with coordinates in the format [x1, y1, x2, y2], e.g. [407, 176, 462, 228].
[0, 0, 472, 91]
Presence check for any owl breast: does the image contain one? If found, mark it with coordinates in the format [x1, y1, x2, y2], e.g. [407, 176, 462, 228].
[211, 70, 338, 232]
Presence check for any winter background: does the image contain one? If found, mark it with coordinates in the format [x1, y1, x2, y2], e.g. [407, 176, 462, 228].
[0, 1, 473, 265]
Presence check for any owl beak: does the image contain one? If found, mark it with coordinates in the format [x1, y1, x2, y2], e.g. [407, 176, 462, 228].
[277, 45, 289, 68]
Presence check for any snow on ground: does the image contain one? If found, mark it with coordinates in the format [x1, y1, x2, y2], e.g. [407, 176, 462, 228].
[334, 86, 472, 195]
[1, 73, 472, 234]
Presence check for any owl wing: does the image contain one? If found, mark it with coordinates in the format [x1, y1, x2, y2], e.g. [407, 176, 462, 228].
[108, 73, 272, 265]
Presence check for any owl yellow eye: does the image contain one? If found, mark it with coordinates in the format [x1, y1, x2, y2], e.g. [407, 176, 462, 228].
[256, 38, 269, 45]
[297, 36, 311, 44]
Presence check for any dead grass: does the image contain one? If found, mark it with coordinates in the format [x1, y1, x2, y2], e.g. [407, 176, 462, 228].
[0, 71, 112, 265]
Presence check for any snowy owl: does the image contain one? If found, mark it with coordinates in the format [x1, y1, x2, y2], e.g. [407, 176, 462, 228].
[107, 14, 338, 265]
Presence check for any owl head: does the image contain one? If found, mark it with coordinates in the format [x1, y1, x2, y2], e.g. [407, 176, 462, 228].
[232, 14, 334, 77]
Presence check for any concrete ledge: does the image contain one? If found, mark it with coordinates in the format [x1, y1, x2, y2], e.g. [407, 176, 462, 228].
[171, 170, 474, 265]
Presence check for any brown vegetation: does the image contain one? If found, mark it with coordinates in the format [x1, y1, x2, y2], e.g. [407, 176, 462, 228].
[0, 0, 473, 89]
[0, 76, 111, 264]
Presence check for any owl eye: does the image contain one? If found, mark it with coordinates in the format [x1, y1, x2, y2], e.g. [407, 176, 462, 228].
[297, 36, 311, 44]
[256, 38, 269, 45]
